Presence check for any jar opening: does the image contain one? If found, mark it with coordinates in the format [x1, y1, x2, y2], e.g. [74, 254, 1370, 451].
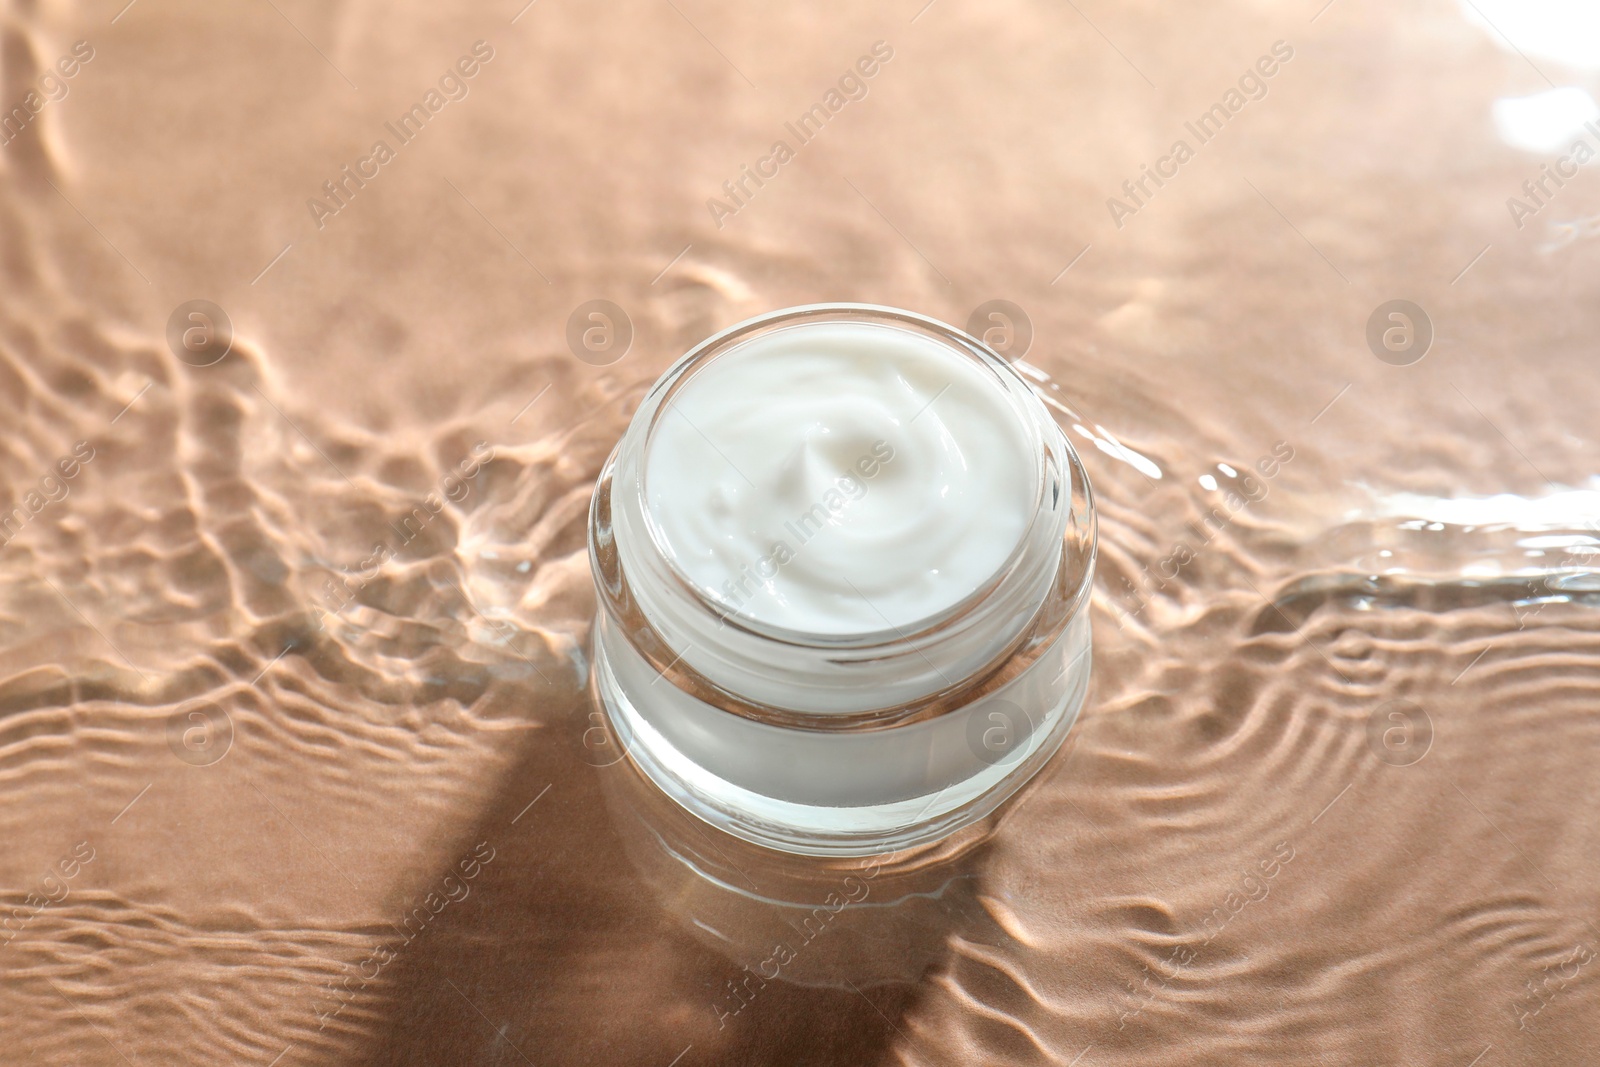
[637, 309, 1050, 645]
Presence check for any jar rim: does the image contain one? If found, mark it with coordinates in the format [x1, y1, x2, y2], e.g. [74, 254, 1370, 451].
[628, 302, 1057, 650]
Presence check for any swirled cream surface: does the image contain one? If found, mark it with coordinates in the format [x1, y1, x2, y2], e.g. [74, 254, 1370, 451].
[643, 322, 1038, 634]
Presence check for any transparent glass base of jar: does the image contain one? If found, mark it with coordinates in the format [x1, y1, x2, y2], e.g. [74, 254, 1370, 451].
[591, 603, 1092, 856]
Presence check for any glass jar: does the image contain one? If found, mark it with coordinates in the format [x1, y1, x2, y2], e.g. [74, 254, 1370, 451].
[587, 304, 1096, 856]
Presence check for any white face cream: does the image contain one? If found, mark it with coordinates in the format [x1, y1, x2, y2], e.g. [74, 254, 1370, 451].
[642, 322, 1038, 636]
[589, 305, 1097, 856]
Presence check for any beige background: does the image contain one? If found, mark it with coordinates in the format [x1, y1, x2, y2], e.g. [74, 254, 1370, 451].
[1, 0, 1597, 1064]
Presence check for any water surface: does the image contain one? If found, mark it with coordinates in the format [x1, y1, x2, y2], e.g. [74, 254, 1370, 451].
[1, 1, 1597, 1064]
